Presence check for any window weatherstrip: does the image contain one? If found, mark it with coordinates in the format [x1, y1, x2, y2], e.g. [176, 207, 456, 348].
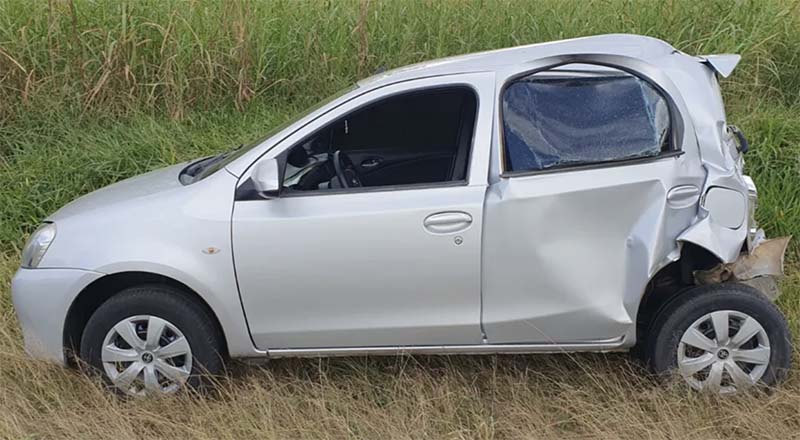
[500, 150, 684, 179]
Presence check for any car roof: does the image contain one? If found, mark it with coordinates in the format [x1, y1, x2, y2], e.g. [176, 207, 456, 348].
[226, 34, 739, 178]
[358, 34, 680, 88]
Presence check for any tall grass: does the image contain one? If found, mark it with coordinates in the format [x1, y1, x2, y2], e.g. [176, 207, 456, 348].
[2, 0, 800, 437]
[0, 0, 799, 121]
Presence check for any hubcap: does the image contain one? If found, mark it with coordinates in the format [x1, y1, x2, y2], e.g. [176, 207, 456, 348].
[101, 315, 192, 396]
[677, 310, 770, 394]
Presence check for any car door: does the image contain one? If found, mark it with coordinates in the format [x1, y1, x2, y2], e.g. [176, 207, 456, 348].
[481, 60, 706, 345]
[232, 73, 495, 350]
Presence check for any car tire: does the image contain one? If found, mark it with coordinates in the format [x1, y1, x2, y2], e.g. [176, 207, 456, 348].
[79, 284, 225, 396]
[647, 282, 791, 393]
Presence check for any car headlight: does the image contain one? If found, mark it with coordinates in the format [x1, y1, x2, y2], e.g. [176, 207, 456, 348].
[21, 223, 56, 268]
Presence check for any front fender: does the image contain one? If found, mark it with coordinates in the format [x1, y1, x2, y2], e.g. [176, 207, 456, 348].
[39, 168, 262, 358]
[88, 260, 259, 358]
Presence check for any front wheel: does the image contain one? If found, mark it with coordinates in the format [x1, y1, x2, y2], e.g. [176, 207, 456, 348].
[647, 283, 792, 394]
[80, 285, 225, 396]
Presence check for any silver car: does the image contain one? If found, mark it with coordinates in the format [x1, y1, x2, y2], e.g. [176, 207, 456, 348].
[12, 34, 792, 396]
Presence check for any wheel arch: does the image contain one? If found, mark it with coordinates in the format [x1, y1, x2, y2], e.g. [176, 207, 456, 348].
[63, 271, 230, 364]
[634, 242, 724, 348]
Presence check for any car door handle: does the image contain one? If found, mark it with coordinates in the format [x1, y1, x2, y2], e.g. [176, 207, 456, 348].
[423, 211, 473, 234]
[360, 158, 382, 168]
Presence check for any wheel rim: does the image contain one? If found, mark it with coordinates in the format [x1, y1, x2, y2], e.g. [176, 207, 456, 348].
[677, 310, 770, 394]
[101, 315, 193, 396]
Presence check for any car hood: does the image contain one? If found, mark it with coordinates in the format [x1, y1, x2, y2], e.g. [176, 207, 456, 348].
[48, 162, 189, 221]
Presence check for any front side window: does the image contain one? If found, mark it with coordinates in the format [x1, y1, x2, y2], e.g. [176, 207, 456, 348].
[501, 65, 672, 173]
[280, 86, 477, 192]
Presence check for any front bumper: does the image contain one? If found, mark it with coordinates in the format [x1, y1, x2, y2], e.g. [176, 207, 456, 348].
[11, 267, 104, 365]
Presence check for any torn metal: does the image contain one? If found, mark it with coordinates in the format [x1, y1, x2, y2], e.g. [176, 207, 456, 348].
[694, 236, 792, 300]
[699, 54, 742, 78]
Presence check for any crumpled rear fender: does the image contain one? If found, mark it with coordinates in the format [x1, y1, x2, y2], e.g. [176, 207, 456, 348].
[677, 210, 746, 263]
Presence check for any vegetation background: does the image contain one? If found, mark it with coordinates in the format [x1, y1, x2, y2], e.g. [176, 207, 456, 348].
[1, 0, 799, 438]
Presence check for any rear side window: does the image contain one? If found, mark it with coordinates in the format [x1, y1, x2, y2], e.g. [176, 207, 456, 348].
[501, 66, 672, 173]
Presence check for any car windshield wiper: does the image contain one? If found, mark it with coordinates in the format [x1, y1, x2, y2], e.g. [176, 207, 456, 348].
[179, 144, 244, 184]
[179, 155, 217, 182]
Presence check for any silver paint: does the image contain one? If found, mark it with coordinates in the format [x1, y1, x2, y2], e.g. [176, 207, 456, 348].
[102, 315, 193, 396]
[10, 34, 778, 364]
[677, 310, 769, 393]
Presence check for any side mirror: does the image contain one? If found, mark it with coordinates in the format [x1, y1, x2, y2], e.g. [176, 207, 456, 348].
[251, 159, 280, 199]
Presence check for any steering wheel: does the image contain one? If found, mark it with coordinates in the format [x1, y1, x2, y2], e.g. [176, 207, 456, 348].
[332, 150, 363, 188]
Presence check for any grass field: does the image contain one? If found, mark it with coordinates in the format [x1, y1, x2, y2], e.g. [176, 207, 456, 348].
[1, 0, 800, 437]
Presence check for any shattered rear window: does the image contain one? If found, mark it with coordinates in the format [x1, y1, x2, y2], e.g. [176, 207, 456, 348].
[502, 70, 671, 173]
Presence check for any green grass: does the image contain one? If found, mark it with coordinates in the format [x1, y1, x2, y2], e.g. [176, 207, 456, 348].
[1, 0, 799, 251]
[0, 105, 305, 248]
[1, 0, 800, 437]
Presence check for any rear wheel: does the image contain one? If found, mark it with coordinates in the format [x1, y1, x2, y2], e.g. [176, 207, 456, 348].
[647, 283, 791, 394]
[80, 285, 225, 396]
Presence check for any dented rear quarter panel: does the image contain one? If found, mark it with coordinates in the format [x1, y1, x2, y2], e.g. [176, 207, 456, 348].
[480, 41, 751, 346]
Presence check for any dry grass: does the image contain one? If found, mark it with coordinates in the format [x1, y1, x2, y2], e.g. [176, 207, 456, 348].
[1, 252, 800, 438]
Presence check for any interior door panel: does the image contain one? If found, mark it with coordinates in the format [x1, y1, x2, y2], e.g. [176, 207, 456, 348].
[345, 150, 455, 186]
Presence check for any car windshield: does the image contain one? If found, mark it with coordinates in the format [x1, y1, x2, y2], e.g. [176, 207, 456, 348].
[180, 84, 358, 184]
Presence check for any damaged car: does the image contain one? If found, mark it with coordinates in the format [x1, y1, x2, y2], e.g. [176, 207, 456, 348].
[12, 34, 791, 396]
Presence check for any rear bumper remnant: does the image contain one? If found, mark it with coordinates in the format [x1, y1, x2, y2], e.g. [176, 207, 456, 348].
[694, 236, 791, 300]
